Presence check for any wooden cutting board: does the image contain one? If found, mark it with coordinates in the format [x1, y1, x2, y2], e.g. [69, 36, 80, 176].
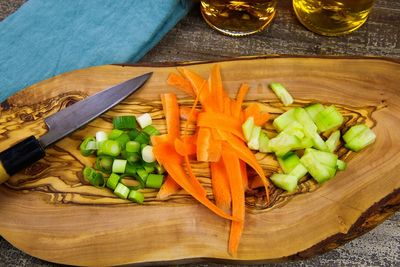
[0, 56, 399, 266]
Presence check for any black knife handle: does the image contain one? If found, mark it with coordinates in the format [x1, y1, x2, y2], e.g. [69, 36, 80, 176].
[0, 135, 45, 184]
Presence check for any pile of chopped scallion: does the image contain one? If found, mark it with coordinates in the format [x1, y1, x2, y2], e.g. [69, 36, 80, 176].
[80, 113, 164, 204]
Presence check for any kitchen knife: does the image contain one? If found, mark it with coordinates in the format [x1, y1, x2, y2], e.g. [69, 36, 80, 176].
[0, 72, 152, 184]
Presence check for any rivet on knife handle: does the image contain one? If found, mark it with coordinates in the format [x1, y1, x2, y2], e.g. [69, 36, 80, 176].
[0, 135, 45, 184]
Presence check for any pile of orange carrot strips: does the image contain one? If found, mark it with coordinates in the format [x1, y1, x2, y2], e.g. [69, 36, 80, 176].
[152, 64, 270, 256]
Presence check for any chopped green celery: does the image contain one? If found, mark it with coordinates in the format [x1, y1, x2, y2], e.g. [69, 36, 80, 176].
[124, 163, 137, 176]
[269, 83, 294, 106]
[343, 124, 368, 143]
[128, 190, 144, 204]
[242, 116, 255, 141]
[83, 167, 104, 187]
[106, 173, 120, 190]
[270, 173, 298, 192]
[259, 130, 271, 153]
[115, 133, 130, 149]
[125, 141, 141, 153]
[314, 105, 344, 132]
[136, 168, 149, 183]
[134, 132, 150, 144]
[113, 116, 137, 130]
[305, 103, 325, 122]
[142, 145, 155, 163]
[95, 156, 113, 173]
[345, 126, 376, 152]
[336, 159, 347, 171]
[142, 125, 160, 136]
[306, 148, 338, 168]
[108, 129, 124, 140]
[112, 159, 127, 173]
[95, 131, 108, 142]
[292, 137, 313, 150]
[310, 131, 329, 151]
[294, 107, 318, 133]
[282, 121, 305, 139]
[80, 136, 96, 156]
[248, 126, 261, 150]
[127, 129, 140, 140]
[325, 130, 341, 152]
[114, 183, 130, 199]
[300, 152, 336, 184]
[145, 174, 164, 189]
[97, 140, 121, 157]
[273, 109, 296, 132]
[289, 163, 308, 181]
[277, 152, 300, 173]
[137, 113, 152, 129]
[268, 132, 301, 157]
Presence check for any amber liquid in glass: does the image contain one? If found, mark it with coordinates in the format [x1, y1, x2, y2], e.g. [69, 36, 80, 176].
[200, 0, 278, 36]
[293, 0, 376, 36]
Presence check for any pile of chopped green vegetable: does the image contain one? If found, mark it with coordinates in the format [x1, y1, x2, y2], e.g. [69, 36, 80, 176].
[242, 82, 376, 192]
[80, 113, 164, 203]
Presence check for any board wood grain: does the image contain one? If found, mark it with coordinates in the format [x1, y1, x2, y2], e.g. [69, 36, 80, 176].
[0, 56, 399, 266]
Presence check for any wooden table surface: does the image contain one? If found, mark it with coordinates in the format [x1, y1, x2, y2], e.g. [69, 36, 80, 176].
[1, 0, 399, 266]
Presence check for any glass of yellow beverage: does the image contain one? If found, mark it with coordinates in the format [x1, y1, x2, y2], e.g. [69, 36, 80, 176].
[293, 0, 376, 36]
[200, 0, 278, 36]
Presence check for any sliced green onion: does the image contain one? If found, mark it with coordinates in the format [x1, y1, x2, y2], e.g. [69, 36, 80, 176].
[269, 83, 294, 106]
[106, 173, 120, 190]
[96, 131, 108, 142]
[137, 113, 152, 129]
[126, 152, 141, 164]
[108, 129, 124, 140]
[156, 164, 165, 174]
[80, 136, 96, 156]
[113, 116, 137, 130]
[144, 164, 155, 174]
[142, 145, 155, 163]
[115, 133, 130, 149]
[142, 125, 160, 136]
[112, 159, 127, 173]
[83, 167, 104, 187]
[97, 140, 121, 157]
[125, 141, 141, 153]
[114, 183, 130, 199]
[134, 132, 150, 145]
[145, 174, 164, 189]
[125, 163, 138, 176]
[136, 168, 148, 183]
[128, 190, 144, 204]
[95, 156, 113, 173]
[128, 129, 140, 140]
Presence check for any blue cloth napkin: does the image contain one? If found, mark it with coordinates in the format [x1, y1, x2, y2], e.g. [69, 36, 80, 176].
[0, 0, 193, 102]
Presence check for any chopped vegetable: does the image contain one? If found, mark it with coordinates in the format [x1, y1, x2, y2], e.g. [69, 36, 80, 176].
[277, 152, 300, 174]
[142, 145, 155, 163]
[98, 140, 121, 157]
[289, 163, 308, 181]
[258, 130, 271, 153]
[125, 141, 141, 153]
[142, 125, 160, 136]
[80, 136, 96, 156]
[269, 82, 294, 106]
[95, 131, 108, 142]
[108, 129, 124, 140]
[137, 113, 152, 129]
[106, 173, 120, 190]
[112, 159, 127, 173]
[305, 103, 325, 122]
[325, 130, 341, 152]
[83, 166, 104, 187]
[114, 183, 130, 199]
[145, 174, 164, 189]
[128, 190, 144, 204]
[247, 125, 261, 150]
[314, 105, 344, 132]
[113, 115, 137, 130]
[270, 173, 298, 192]
[242, 116, 255, 141]
[95, 156, 113, 173]
[343, 124, 376, 152]
[336, 159, 347, 171]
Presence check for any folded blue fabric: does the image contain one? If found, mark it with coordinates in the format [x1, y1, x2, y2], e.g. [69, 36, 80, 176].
[0, 0, 193, 102]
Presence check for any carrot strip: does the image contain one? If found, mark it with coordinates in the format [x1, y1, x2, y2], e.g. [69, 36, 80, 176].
[160, 93, 180, 139]
[223, 96, 232, 116]
[197, 111, 245, 141]
[210, 64, 224, 112]
[157, 175, 181, 200]
[196, 127, 222, 162]
[254, 112, 270, 126]
[233, 84, 249, 119]
[180, 106, 199, 122]
[244, 103, 260, 119]
[219, 131, 270, 203]
[222, 146, 245, 257]
[174, 138, 196, 157]
[240, 160, 249, 191]
[210, 159, 231, 213]
[249, 175, 264, 189]
[167, 73, 195, 96]
[180, 68, 210, 105]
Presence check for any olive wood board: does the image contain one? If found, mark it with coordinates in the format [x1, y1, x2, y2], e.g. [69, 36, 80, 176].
[0, 56, 399, 266]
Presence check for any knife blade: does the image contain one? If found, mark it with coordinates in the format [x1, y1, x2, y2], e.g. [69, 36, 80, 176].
[0, 72, 152, 184]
